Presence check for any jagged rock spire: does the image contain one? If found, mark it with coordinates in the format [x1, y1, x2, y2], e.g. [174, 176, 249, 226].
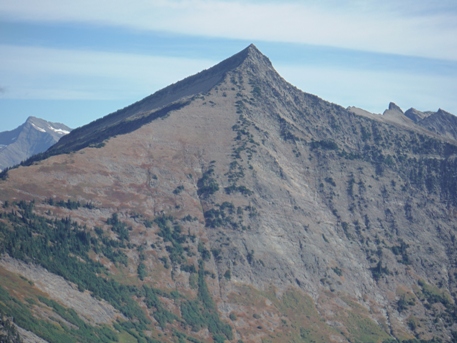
[388, 102, 403, 113]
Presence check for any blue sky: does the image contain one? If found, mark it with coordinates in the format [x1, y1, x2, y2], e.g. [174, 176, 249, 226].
[1, 0, 457, 131]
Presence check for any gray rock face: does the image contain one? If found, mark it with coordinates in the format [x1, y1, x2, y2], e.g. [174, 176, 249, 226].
[404, 108, 430, 123]
[414, 108, 457, 141]
[387, 102, 403, 113]
[0, 117, 71, 170]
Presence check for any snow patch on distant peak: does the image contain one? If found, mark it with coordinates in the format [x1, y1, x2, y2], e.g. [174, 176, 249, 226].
[31, 123, 46, 133]
[48, 125, 70, 135]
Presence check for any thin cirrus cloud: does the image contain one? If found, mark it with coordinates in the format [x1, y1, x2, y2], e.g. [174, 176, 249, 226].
[1, 0, 456, 61]
[0, 44, 215, 100]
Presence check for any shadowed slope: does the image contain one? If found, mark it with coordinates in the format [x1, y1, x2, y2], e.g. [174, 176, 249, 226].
[45, 44, 269, 156]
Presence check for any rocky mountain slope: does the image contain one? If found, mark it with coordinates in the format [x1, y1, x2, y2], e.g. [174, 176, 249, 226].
[348, 104, 457, 143]
[405, 108, 457, 141]
[0, 117, 71, 171]
[1, 45, 457, 343]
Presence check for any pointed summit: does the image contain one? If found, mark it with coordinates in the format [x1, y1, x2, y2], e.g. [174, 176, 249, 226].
[246, 43, 259, 53]
[46, 45, 279, 157]
[387, 102, 403, 113]
[383, 102, 404, 116]
[235, 44, 273, 66]
[0, 116, 71, 170]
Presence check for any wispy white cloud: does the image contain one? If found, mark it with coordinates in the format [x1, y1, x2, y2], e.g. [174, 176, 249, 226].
[0, 45, 214, 100]
[1, 0, 456, 61]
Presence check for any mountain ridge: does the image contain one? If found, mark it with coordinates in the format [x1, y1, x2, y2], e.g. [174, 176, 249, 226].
[349, 103, 457, 143]
[1, 45, 457, 343]
[47, 44, 268, 156]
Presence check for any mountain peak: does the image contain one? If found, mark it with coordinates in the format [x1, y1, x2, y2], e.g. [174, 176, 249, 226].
[3, 44, 457, 343]
[242, 43, 268, 60]
[247, 43, 258, 51]
[436, 108, 452, 116]
[207, 43, 273, 75]
[26, 116, 39, 123]
[46, 44, 277, 156]
[388, 102, 403, 113]
[234, 43, 273, 69]
[0, 116, 71, 170]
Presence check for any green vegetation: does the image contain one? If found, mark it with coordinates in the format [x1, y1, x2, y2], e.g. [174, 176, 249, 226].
[155, 215, 187, 265]
[332, 266, 343, 277]
[0, 167, 10, 181]
[46, 198, 96, 210]
[338, 119, 457, 207]
[0, 308, 23, 343]
[173, 185, 185, 195]
[391, 240, 410, 265]
[383, 338, 444, 343]
[225, 160, 245, 184]
[417, 280, 452, 307]
[0, 285, 118, 343]
[114, 321, 160, 343]
[277, 117, 299, 142]
[251, 85, 261, 97]
[230, 112, 259, 165]
[310, 139, 338, 151]
[344, 311, 389, 343]
[397, 293, 416, 313]
[107, 213, 131, 243]
[0, 200, 234, 342]
[181, 214, 198, 222]
[0, 201, 148, 324]
[324, 177, 336, 187]
[370, 261, 390, 281]
[137, 262, 147, 281]
[181, 260, 232, 342]
[197, 168, 219, 198]
[204, 202, 238, 229]
[223, 269, 231, 280]
[198, 241, 211, 261]
[341, 221, 352, 240]
[224, 184, 253, 196]
[142, 286, 177, 328]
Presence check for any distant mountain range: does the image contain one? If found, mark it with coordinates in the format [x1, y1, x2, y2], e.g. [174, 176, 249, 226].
[0, 116, 71, 171]
[348, 103, 457, 142]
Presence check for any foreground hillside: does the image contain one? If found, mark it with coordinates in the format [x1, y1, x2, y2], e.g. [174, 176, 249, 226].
[0, 45, 457, 343]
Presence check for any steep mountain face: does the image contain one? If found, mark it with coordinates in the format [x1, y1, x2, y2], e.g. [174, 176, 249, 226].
[1, 45, 457, 343]
[0, 117, 71, 171]
[405, 108, 457, 141]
